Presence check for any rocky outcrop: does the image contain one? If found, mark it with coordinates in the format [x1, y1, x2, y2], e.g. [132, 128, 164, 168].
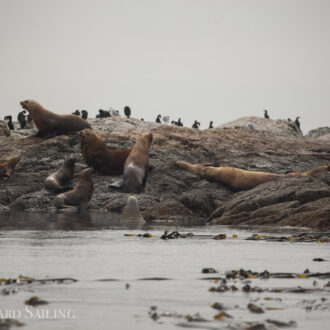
[0, 117, 329, 229]
[0, 120, 10, 137]
[306, 127, 330, 141]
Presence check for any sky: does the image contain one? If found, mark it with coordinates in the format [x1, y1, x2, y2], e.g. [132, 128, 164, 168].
[0, 0, 329, 133]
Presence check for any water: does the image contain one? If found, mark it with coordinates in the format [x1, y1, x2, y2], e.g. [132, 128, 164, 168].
[0, 212, 329, 329]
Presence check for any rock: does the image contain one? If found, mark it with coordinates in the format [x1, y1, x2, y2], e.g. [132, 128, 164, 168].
[306, 127, 330, 140]
[0, 120, 10, 136]
[0, 117, 329, 229]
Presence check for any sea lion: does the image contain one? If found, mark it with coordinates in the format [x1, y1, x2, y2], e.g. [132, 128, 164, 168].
[121, 194, 145, 223]
[20, 99, 91, 138]
[4, 115, 14, 130]
[54, 168, 93, 211]
[0, 156, 20, 178]
[44, 158, 76, 193]
[123, 132, 153, 193]
[175, 161, 282, 191]
[124, 106, 131, 118]
[80, 129, 131, 175]
[156, 115, 161, 123]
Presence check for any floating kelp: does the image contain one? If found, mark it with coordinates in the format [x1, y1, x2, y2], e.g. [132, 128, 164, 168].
[246, 233, 330, 243]
[25, 296, 48, 306]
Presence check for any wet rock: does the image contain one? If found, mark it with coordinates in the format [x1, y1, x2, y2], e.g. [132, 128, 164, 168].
[25, 296, 48, 306]
[202, 268, 218, 274]
[266, 319, 297, 327]
[246, 323, 267, 330]
[211, 302, 226, 310]
[0, 319, 25, 329]
[213, 311, 233, 320]
[213, 234, 227, 240]
[0, 118, 329, 229]
[0, 121, 10, 137]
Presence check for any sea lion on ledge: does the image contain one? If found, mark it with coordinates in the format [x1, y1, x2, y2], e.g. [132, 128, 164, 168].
[20, 99, 91, 138]
[286, 164, 330, 177]
[0, 156, 20, 178]
[175, 161, 282, 191]
[44, 158, 76, 193]
[123, 132, 153, 193]
[80, 129, 131, 175]
[54, 168, 94, 211]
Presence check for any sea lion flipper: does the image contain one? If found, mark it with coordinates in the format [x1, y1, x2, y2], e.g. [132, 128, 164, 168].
[110, 179, 124, 188]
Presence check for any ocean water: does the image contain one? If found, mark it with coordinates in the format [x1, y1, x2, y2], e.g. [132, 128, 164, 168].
[0, 211, 329, 330]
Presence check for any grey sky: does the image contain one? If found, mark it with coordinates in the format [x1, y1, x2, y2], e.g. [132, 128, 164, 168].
[1, 0, 329, 133]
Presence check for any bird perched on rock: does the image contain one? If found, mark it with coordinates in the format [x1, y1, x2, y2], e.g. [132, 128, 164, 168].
[124, 106, 131, 118]
[264, 110, 269, 119]
[156, 115, 161, 123]
[4, 115, 14, 130]
[81, 110, 88, 120]
[162, 115, 170, 124]
[171, 118, 183, 126]
[192, 120, 200, 129]
[295, 117, 301, 131]
[17, 110, 26, 129]
[72, 110, 80, 116]
[209, 121, 213, 129]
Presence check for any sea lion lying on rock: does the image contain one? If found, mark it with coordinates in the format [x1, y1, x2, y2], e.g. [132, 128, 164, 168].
[123, 132, 153, 193]
[176, 161, 330, 191]
[54, 168, 93, 212]
[80, 129, 131, 175]
[20, 99, 91, 138]
[44, 158, 76, 193]
[0, 156, 20, 178]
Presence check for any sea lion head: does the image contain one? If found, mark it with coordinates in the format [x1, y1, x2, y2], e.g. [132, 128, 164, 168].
[63, 157, 76, 168]
[20, 99, 40, 113]
[140, 132, 153, 148]
[80, 128, 97, 145]
[80, 167, 93, 179]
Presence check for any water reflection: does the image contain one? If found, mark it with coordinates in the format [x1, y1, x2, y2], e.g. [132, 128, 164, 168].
[0, 211, 205, 231]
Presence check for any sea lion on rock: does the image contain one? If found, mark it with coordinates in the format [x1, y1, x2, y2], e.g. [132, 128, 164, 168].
[80, 129, 131, 175]
[123, 132, 153, 193]
[20, 99, 91, 138]
[0, 156, 20, 178]
[44, 158, 76, 193]
[54, 168, 93, 211]
[121, 194, 145, 223]
[175, 161, 282, 191]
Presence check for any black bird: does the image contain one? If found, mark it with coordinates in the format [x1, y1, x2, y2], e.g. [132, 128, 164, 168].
[287, 118, 292, 122]
[96, 109, 107, 118]
[177, 118, 183, 126]
[72, 110, 80, 116]
[192, 120, 200, 129]
[124, 106, 131, 118]
[81, 110, 88, 120]
[209, 121, 214, 129]
[156, 115, 161, 123]
[295, 116, 301, 130]
[4, 115, 14, 130]
[17, 110, 26, 129]
[264, 110, 269, 119]
[140, 118, 144, 121]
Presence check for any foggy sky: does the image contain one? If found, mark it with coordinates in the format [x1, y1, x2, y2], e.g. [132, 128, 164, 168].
[1, 0, 329, 133]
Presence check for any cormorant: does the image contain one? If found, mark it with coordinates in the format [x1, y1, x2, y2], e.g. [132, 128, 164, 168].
[4, 115, 14, 130]
[156, 115, 161, 123]
[264, 110, 269, 119]
[124, 106, 131, 118]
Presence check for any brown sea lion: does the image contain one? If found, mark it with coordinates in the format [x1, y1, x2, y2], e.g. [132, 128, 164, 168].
[80, 128, 131, 175]
[0, 156, 20, 178]
[123, 132, 153, 193]
[20, 99, 91, 138]
[44, 158, 76, 193]
[54, 168, 93, 211]
[175, 161, 283, 191]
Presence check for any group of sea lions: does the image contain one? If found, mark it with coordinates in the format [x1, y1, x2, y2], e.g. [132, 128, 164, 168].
[1, 99, 329, 219]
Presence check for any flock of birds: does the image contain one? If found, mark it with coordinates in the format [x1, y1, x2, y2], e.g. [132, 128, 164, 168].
[3, 106, 301, 132]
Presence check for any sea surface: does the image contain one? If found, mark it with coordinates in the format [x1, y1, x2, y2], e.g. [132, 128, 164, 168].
[0, 211, 329, 330]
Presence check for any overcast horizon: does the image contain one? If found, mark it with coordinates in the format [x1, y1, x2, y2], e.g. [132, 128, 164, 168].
[1, 0, 329, 133]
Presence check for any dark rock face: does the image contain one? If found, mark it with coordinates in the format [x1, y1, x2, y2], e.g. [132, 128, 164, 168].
[0, 117, 329, 229]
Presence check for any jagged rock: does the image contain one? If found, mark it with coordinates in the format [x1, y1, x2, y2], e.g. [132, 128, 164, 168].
[0, 120, 10, 136]
[306, 127, 330, 141]
[0, 117, 329, 229]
